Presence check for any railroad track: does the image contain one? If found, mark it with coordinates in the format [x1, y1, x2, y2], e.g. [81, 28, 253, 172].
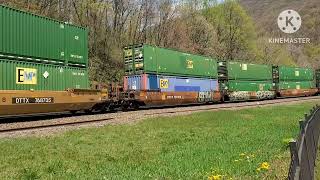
[144, 96, 320, 115]
[0, 96, 319, 136]
[0, 118, 114, 133]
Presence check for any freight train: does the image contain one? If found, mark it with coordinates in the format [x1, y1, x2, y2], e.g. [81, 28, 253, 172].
[0, 5, 319, 117]
[121, 44, 319, 109]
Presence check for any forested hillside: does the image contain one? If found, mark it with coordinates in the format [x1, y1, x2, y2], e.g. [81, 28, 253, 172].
[1, 0, 319, 82]
[240, 0, 320, 68]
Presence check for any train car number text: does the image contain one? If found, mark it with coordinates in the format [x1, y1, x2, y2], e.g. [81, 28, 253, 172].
[12, 97, 54, 104]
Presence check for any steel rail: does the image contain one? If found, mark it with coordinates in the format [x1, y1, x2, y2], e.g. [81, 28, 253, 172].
[0, 118, 114, 133]
[144, 96, 320, 115]
[1, 96, 319, 134]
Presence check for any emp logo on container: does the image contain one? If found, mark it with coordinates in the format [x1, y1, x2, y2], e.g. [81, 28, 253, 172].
[16, 67, 37, 85]
[159, 79, 169, 89]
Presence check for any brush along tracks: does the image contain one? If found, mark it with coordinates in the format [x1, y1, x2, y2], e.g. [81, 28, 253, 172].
[0, 96, 320, 138]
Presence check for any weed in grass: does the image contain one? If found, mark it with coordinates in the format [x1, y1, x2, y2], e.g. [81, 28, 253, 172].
[45, 160, 64, 174]
[20, 168, 40, 180]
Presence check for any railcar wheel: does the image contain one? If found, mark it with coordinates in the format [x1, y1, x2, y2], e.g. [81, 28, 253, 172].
[108, 106, 115, 112]
[122, 105, 129, 111]
[84, 109, 93, 114]
[70, 110, 77, 115]
[132, 103, 139, 110]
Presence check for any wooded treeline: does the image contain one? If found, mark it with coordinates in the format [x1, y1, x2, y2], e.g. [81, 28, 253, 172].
[1, 0, 319, 82]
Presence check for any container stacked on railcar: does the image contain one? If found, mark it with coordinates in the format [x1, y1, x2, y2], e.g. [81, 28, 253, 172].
[124, 44, 217, 77]
[0, 59, 89, 91]
[0, 5, 105, 116]
[316, 70, 320, 90]
[0, 5, 89, 91]
[273, 66, 317, 97]
[0, 5, 88, 67]
[123, 44, 221, 107]
[218, 61, 275, 101]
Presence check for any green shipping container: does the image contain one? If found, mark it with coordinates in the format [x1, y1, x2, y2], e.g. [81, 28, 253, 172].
[278, 81, 315, 90]
[0, 59, 89, 90]
[64, 24, 88, 66]
[316, 70, 320, 88]
[124, 44, 217, 78]
[227, 62, 272, 80]
[0, 5, 88, 66]
[316, 70, 320, 79]
[227, 80, 274, 91]
[278, 66, 314, 81]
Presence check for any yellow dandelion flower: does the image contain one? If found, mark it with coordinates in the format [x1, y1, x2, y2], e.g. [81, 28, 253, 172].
[240, 153, 246, 156]
[256, 168, 261, 171]
[208, 175, 222, 180]
[260, 162, 270, 170]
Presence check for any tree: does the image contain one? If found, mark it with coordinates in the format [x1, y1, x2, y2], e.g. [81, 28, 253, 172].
[204, 0, 258, 61]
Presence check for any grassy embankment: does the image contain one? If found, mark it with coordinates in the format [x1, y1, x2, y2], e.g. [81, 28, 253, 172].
[0, 102, 319, 179]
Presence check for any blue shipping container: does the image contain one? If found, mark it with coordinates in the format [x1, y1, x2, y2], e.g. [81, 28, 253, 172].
[124, 74, 218, 92]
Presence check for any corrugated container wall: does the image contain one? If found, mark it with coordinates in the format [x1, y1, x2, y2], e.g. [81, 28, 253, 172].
[278, 66, 314, 81]
[0, 59, 89, 90]
[316, 70, 320, 88]
[0, 5, 88, 66]
[64, 24, 88, 65]
[227, 62, 273, 81]
[124, 74, 218, 92]
[278, 81, 315, 90]
[227, 80, 274, 91]
[124, 44, 218, 78]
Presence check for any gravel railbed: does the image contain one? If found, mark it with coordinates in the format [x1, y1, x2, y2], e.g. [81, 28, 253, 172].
[0, 96, 319, 138]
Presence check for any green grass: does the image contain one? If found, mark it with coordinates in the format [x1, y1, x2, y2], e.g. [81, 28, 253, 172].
[0, 102, 319, 179]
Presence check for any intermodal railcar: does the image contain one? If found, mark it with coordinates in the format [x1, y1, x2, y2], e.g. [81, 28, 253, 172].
[0, 5, 107, 117]
[0, 89, 107, 116]
[121, 44, 319, 109]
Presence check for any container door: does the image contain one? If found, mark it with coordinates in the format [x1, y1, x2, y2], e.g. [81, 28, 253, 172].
[56, 22, 66, 63]
[65, 67, 89, 89]
[141, 45, 157, 74]
[124, 47, 134, 74]
[65, 25, 87, 66]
